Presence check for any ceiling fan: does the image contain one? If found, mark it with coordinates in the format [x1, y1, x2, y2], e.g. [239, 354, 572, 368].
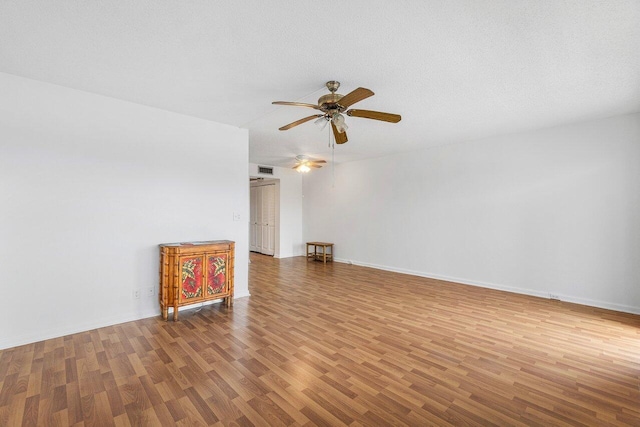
[272, 81, 401, 144]
[292, 155, 326, 173]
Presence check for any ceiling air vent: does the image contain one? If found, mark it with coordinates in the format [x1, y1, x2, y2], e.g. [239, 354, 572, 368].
[258, 166, 274, 175]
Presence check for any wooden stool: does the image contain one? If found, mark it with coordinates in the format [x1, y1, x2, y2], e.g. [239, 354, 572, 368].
[306, 242, 334, 263]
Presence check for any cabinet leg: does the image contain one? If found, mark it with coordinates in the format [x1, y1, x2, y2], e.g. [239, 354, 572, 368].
[162, 307, 168, 321]
[173, 304, 178, 321]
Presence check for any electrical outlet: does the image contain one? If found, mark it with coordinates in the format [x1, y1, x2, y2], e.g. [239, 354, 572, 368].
[133, 289, 141, 299]
[549, 293, 560, 300]
[146, 287, 154, 297]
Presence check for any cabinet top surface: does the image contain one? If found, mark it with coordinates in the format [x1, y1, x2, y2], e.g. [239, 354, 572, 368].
[159, 240, 234, 248]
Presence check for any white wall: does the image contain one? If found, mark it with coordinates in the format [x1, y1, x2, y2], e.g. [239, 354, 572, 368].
[303, 114, 640, 314]
[0, 73, 249, 349]
[249, 164, 304, 258]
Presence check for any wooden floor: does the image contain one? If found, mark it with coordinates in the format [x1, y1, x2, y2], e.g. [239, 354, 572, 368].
[1, 254, 639, 426]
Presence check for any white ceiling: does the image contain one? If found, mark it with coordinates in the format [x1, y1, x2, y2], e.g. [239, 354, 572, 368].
[1, 1, 639, 166]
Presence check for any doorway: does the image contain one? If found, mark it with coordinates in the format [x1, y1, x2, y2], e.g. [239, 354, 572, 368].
[250, 179, 278, 256]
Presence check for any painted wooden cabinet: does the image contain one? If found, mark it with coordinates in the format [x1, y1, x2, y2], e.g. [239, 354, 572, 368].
[159, 240, 234, 321]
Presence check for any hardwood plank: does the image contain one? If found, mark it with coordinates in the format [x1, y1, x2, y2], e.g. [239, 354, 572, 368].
[21, 394, 39, 427]
[0, 253, 638, 425]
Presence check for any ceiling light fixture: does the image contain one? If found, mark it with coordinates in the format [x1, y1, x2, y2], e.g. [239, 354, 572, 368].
[314, 116, 329, 131]
[293, 155, 325, 173]
[332, 113, 348, 133]
[295, 163, 311, 173]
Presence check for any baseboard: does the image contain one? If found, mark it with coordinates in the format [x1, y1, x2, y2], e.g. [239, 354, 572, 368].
[0, 293, 251, 351]
[275, 251, 305, 259]
[0, 310, 158, 351]
[334, 258, 640, 315]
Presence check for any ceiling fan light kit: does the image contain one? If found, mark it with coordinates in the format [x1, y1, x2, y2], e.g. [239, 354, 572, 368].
[273, 81, 401, 144]
[292, 155, 326, 173]
[332, 113, 348, 133]
[296, 164, 311, 173]
[314, 116, 329, 131]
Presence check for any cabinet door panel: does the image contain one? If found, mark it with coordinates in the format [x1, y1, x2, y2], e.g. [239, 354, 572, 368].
[179, 255, 204, 303]
[206, 253, 228, 296]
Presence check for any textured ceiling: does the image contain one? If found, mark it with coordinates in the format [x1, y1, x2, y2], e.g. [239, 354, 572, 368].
[1, 1, 638, 167]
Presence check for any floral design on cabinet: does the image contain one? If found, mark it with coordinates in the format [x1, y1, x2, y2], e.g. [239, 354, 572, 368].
[181, 256, 203, 299]
[207, 254, 227, 295]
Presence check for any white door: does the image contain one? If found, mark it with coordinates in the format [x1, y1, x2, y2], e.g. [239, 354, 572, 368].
[261, 184, 276, 255]
[249, 186, 258, 252]
[249, 183, 276, 255]
[255, 185, 263, 252]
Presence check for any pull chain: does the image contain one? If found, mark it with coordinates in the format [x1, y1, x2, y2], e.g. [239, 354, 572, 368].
[329, 127, 335, 188]
[332, 140, 335, 188]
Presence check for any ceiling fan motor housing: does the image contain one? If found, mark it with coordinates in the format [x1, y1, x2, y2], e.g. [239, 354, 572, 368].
[318, 81, 346, 115]
[318, 93, 344, 112]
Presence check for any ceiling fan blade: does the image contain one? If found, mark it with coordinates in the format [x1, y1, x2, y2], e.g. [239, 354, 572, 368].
[279, 114, 323, 131]
[337, 87, 374, 109]
[310, 164, 323, 168]
[346, 109, 401, 123]
[272, 101, 320, 110]
[309, 160, 327, 164]
[331, 122, 348, 144]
